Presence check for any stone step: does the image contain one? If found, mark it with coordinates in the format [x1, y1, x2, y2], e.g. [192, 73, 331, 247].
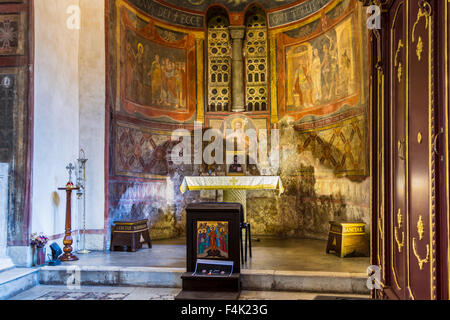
[39, 266, 369, 294]
[0, 268, 39, 300]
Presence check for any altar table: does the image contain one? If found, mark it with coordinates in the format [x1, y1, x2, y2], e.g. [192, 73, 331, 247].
[180, 176, 284, 220]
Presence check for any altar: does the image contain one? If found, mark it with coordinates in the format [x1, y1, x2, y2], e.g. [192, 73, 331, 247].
[180, 176, 284, 219]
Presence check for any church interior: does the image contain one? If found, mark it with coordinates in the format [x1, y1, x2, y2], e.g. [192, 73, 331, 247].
[1, 0, 450, 302]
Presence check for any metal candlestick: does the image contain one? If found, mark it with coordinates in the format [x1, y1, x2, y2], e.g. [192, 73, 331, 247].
[76, 149, 90, 254]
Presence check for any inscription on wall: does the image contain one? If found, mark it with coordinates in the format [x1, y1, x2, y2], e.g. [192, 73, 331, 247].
[268, 0, 333, 28]
[127, 0, 204, 29]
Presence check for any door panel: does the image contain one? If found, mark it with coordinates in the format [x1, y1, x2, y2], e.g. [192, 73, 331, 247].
[374, 0, 444, 300]
[407, 0, 436, 300]
[389, 0, 407, 299]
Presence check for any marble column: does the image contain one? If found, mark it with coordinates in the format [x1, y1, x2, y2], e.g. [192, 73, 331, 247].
[229, 26, 246, 113]
[0, 163, 14, 271]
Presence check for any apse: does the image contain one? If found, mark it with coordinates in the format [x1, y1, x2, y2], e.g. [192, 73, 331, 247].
[105, 0, 370, 244]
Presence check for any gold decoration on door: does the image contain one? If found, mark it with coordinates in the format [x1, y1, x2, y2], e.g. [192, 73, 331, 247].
[417, 132, 423, 144]
[394, 209, 404, 253]
[394, 40, 403, 83]
[417, 215, 424, 240]
[412, 215, 429, 270]
[416, 36, 423, 61]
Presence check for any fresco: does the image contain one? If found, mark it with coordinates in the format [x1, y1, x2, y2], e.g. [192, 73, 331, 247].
[124, 31, 187, 111]
[114, 0, 199, 122]
[285, 16, 357, 113]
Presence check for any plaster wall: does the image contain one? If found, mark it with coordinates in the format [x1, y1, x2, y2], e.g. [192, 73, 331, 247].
[31, 0, 81, 260]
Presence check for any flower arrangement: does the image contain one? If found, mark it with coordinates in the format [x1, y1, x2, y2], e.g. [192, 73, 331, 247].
[30, 233, 49, 248]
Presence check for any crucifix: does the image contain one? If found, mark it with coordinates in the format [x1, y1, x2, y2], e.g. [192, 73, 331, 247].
[66, 163, 75, 184]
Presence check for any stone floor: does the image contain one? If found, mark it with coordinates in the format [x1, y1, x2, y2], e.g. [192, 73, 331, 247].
[65, 237, 369, 273]
[9, 285, 370, 300]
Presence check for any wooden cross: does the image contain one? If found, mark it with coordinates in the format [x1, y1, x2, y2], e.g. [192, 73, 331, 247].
[66, 163, 75, 183]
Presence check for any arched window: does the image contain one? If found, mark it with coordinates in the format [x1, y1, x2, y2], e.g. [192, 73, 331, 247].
[207, 13, 231, 112]
[244, 7, 268, 112]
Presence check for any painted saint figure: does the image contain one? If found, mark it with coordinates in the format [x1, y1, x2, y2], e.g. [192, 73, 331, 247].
[197, 229, 207, 255]
[311, 48, 322, 103]
[207, 225, 219, 255]
[148, 54, 162, 104]
[293, 58, 313, 108]
[219, 228, 227, 254]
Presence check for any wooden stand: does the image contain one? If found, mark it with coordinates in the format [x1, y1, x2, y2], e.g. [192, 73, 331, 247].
[110, 220, 152, 252]
[175, 203, 242, 300]
[58, 186, 79, 262]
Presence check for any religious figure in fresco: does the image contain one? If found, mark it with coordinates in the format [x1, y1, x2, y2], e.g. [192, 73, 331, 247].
[175, 62, 186, 109]
[223, 117, 250, 152]
[311, 48, 322, 103]
[149, 54, 162, 104]
[160, 58, 178, 107]
[123, 29, 188, 113]
[126, 43, 145, 102]
[321, 36, 338, 101]
[340, 49, 352, 97]
[293, 57, 313, 108]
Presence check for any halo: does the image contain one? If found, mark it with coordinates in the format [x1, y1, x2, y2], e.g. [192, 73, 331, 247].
[230, 117, 245, 130]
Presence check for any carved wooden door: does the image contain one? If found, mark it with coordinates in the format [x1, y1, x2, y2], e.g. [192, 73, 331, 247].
[406, 0, 437, 300]
[388, 0, 408, 299]
[373, 0, 442, 300]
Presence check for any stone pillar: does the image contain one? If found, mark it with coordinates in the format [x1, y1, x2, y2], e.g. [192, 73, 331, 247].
[0, 163, 14, 271]
[229, 26, 246, 113]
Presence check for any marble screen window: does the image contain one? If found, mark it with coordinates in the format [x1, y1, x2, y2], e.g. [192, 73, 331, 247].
[207, 14, 231, 113]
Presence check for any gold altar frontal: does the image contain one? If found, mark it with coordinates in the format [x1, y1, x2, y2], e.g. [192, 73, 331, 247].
[326, 222, 369, 258]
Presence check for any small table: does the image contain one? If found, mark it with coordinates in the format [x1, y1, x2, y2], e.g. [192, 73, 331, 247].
[110, 219, 152, 252]
[326, 221, 369, 258]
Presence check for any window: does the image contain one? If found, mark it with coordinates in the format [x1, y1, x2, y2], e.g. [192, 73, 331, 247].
[244, 8, 268, 112]
[207, 15, 231, 112]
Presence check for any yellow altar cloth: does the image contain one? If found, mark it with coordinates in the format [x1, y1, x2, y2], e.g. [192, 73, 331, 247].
[180, 176, 284, 195]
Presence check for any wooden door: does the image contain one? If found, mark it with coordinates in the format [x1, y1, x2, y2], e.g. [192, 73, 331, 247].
[388, 0, 407, 299]
[372, 0, 443, 300]
[406, 0, 437, 300]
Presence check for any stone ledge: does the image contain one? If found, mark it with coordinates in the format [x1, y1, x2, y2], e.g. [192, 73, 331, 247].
[0, 268, 39, 300]
[39, 266, 369, 294]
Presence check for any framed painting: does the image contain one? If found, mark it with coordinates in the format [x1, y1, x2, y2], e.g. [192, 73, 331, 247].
[197, 221, 229, 259]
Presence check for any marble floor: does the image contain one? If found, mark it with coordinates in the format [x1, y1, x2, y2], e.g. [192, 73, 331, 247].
[9, 284, 370, 300]
[65, 237, 370, 273]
